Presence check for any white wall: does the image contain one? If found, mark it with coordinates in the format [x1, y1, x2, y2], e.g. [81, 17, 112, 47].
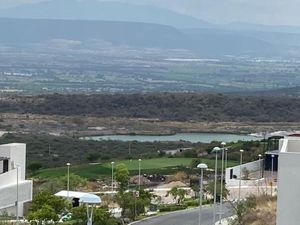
[0, 169, 19, 187]
[277, 137, 300, 225]
[225, 160, 263, 187]
[0, 143, 32, 217]
[0, 161, 3, 174]
[0, 143, 26, 180]
[0, 180, 32, 216]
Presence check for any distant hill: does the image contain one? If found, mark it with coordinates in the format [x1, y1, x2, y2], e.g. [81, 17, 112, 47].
[0, 18, 185, 48]
[223, 22, 300, 34]
[0, 18, 283, 56]
[248, 86, 300, 97]
[0, 0, 210, 28]
[2, 93, 300, 122]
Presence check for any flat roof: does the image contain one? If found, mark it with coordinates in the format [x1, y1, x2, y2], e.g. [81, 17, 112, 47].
[0, 143, 26, 147]
[55, 190, 101, 204]
[265, 150, 279, 155]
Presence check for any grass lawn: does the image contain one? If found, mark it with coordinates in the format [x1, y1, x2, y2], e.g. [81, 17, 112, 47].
[34, 157, 238, 179]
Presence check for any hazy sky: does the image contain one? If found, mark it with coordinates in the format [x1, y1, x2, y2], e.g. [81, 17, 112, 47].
[0, 0, 298, 26]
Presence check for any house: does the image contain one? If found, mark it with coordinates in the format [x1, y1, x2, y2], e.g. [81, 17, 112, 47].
[277, 137, 300, 225]
[163, 148, 192, 156]
[0, 143, 33, 217]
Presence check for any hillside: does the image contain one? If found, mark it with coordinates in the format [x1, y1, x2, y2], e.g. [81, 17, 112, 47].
[0, 18, 184, 48]
[0, 17, 276, 56]
[0, 0, 209, 28]
[1, 93, 300, 122]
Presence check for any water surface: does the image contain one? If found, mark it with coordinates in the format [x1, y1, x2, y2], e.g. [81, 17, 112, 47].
[83, 133, 260, 143]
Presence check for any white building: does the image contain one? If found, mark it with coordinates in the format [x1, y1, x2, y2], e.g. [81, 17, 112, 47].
[0, 143, 33, 217]
[277, 137, 300, 225]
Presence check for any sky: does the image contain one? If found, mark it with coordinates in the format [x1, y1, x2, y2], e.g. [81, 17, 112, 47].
[0, 0, 298, 26]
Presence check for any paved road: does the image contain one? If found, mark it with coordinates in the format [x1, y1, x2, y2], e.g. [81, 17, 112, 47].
[133, 204, 232, 225]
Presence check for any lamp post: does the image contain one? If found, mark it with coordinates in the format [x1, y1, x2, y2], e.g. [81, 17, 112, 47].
[271, 155, 275, 196]
[238, 150, 244, 202]
[15, 164, 20, 225]
[197, 163, 208, 225]
[138, 159, 142, 189]
[271, 154, 275, 180]
[212, 146, 221, 225]
[219, 142, 226, 224]
[225, 148, 228, 172]
[258, 154, 262, 179]
[66, 162, 71, 198]
[111, 162, 115, 193]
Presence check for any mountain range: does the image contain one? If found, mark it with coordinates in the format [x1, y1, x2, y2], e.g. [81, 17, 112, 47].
[1, 0, 300, 57]
[0, 18, 280, 56]
[3, 0, 300, 34]
[0, 0, 209, 28]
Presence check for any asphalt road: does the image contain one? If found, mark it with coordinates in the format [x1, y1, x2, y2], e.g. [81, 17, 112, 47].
[133, 204, 232, 225]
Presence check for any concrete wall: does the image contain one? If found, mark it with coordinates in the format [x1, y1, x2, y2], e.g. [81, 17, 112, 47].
[0, 161, 3, 174]
[225, 160, 263, 187]
[0, 143, 32, 217]
[0, 181, 33, 216]
[0, 143, 26, 180]
[277, 137, 300, 225]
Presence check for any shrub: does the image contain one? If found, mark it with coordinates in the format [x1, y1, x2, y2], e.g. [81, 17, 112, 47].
[159, 204, 187, 212]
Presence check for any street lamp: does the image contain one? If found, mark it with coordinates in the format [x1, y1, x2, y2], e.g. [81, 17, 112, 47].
[238, 150, 244, 202]
[219, 142, 226, 224]
[197, 163, 208, 225]
[271, 155, 275, 196]
[271, 154, 275, 180]
[15, 164, 21, 225]
[138, 159, 142, 189]
[212, 146, 221, 225]
[225, 148, 228, 172]
[66, 162, 71, 198]
[111, 162, 115, 193]
[258, 154, 262, 179]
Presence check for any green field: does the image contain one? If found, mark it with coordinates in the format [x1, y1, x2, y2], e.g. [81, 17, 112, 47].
[34, 158, 238, 179]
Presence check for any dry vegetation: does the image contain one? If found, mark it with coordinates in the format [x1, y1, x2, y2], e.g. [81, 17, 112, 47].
[234, 195, 277, 225]
[1, 113, 300, 136]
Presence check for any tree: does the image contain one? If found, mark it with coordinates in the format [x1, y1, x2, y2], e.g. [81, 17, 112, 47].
[30, 191, 67, 215]
[27, 162, 42, 173]
[59, 173, 87, 191]
[206, 181, 229, 202]
[39, 174, 87, 194]
[166, 187, 187, 205]
[177, 189, 187, 205]
[28, 191, 68, 224]
[242, 168, 250, 180]
[86, 152, 100, 162]
[115, 189, 152, 220]
[72, 205, 118, 225]
[230, 195, 257, 225]
[115, 191, 132, 218]
[172, 172, 188, 182]
[28, 205, 59, 223]
[115, 164, 129, 192]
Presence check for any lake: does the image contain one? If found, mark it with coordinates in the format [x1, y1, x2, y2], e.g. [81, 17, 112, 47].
[82, 133, 261, 143]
